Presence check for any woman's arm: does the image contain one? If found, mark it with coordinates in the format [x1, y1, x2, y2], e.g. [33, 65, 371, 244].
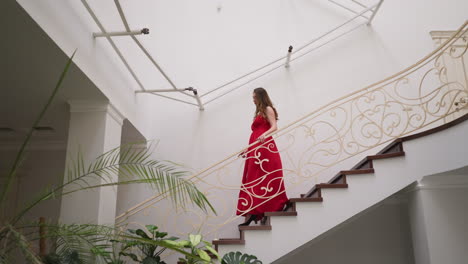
[258, 106, 278, 142]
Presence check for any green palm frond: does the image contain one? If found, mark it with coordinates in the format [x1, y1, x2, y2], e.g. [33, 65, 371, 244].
[4, 222, 210, 264]
[70, 142, 215, 214]
[0, 227, 12, 264]
[45, 224, 114, 264]
[13, 143, 215, 224]
[18, 223, 114, 263]
[0, 254, 8, 264]
[3, 225, 42, 264]
[42, 224, 206, 263]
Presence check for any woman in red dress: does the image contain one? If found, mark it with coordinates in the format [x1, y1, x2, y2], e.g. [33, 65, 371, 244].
[236, 88, 289, 226]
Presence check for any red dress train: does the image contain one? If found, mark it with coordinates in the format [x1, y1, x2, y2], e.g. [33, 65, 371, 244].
[236, 115, 288, 218]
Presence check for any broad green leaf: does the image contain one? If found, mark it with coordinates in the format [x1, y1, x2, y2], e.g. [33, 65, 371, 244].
[164, 240, 190, 247]
[196, 249, 210, 262]
[156, 231, 168, 238]
[146, 225, 158, 232]
[136, 229, 150, 239]
[221, 251, 262, 264]
[189, 234, 202, 247]
[204, 245, 220, 259]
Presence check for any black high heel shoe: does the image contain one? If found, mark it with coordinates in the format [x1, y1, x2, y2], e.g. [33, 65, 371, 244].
[238, 215, 258, 226]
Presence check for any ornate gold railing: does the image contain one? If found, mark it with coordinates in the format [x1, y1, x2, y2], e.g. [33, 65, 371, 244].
[115, 21, 468, 242]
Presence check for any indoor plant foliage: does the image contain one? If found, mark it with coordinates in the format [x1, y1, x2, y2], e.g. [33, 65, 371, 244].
[112, 225, 178, 264]
[102, 227, 220, 264]
[175, 234, 219, 264]
[221, 251, 262, 264]
[0, 52, 216, 263]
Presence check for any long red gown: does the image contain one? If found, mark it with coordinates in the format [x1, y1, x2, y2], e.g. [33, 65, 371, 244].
[236, 115, 289, 218]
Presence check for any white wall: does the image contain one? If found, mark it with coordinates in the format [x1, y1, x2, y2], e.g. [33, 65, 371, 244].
[275, 202, 415, 264]
[409, 170, 468, 264]
[423, 187, 468, 264]
[115, 120, 148, 217]
[59, 101, 124, 225]
[408, 190, 431, 264]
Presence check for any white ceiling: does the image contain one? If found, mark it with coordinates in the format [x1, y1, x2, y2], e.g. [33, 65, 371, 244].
[76, 0, 377, 106]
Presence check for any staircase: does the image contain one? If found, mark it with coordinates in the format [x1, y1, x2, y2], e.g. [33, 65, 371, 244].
[110, 22, 468, 264]
[213, 113, 468, 263]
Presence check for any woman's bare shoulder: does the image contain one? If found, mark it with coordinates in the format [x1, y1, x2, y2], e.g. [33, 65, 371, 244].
[265, 106, 274, 113]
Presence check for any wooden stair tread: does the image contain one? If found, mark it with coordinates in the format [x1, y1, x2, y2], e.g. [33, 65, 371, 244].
[289, 197, 323, 202]
[239, 225, 272, 231]
[317, 183, 348, 188]
[213, 238, 245, 244]
[327, 169, 374, 185]
[212, 239, 245, 251]
[265, 211, 298, 216]
[340, 168, 374, 175]
[368, 151, 405, 160]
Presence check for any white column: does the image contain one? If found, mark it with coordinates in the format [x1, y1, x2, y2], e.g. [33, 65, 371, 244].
[407, 185, 431, 264]
[59, 100, 124, 225]
[408, 180, 468, 264]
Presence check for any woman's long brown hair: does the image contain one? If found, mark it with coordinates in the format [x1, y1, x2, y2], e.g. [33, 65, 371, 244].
[253, 87, 278, 120]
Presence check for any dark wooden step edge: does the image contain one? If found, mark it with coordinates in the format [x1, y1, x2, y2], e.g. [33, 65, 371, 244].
[239, 225, 272, 231]
[340, 168, 375, 175]
[301, 183, 348, 198]
[304, 183, 348, 198]
[317, 183, 348, 189]
[328, 168, 375, 185]
[367, 151, 405, 160]
[305, 163, 376, 197]
[264, 211, 298, 217]
[289, 197, 323, 203]
[215, 218, 274, 245]
[287, 197, 323, 211]
[212, 239, 245, 251]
